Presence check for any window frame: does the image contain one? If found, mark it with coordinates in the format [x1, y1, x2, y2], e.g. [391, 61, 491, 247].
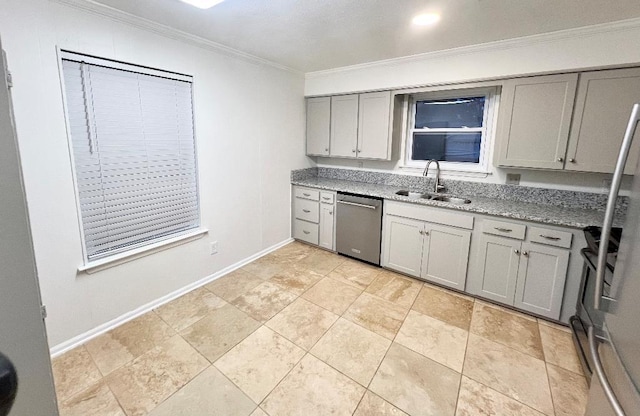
[404, 87, 498, 173]
[58, 49, 205, 268]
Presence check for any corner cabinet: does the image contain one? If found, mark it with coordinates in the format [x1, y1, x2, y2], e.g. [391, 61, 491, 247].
[305, 91, 393, 160]
[495, 73, 578, 169]
[292, 186, 336, 251]
[382, 201, 473, 291]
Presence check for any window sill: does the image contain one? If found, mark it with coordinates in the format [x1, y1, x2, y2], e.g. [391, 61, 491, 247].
[78, 228, 208, 274]
[399, 165, 491, 178]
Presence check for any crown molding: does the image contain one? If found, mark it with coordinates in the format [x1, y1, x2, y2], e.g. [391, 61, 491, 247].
[306, 17, 640, 79]
[50, 0, 301, 74]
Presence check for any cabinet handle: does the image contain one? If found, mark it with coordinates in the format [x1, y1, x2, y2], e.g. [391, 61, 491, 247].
[514, 249, 520, 254]
[540, 234, 561, 241]
[569, 158, 575, 163]
[425, 230, 430, 236]
[523, 251, 529, 256]
[303, 193, 311, 197]
[495, 227, 512, 233]
[557, 157, 564, 162]
[352, 149, 356, 153]
[325, 148, 329, 152]
[419, 230, 424, 235]
[303, 230, 310, 235]
[322, 197, 331, 200]
[329, 211, 333, 215]
[302, 209, 311, 213]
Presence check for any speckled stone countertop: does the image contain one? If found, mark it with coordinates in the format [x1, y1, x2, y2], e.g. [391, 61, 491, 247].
[292, 176, 614, 229]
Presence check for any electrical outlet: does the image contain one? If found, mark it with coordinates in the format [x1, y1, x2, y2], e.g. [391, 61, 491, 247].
[210, 241, 218, 255]
[358, 161, 364, 168]
[602, 179, 612, 192]
[506, 173, 521, 185]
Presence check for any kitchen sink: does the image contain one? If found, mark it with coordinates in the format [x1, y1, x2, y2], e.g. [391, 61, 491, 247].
[395, 190, 432, 199]
[431, 196, 472, 205]
[396, 190, 472, 205]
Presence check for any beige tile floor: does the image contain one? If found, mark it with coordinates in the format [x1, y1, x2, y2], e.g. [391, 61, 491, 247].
[52, 241, 589, 416]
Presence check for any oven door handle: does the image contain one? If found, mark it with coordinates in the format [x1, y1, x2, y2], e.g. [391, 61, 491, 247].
[595, 103, 640, 311]
[336, 200, 378, 210]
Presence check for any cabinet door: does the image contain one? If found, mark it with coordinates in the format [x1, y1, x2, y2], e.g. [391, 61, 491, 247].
[514, 243, 569, 319]
[357, 91, 392, 160]
[330, 94, 359, 158]
[421, 224, 471, 290]
[496, 74, 578, 169]
[319, 203, 335, 250]
[565, 68, 640, 174]
[472, 234, 521, 305]
[381, 215, 424, 278]
[306, 97, 331, 156]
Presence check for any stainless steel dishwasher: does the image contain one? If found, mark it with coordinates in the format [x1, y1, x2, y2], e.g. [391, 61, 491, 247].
[335, 192, 383, 265]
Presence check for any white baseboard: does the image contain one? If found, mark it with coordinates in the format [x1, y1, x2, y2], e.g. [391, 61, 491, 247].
[49, 238, 294, 358]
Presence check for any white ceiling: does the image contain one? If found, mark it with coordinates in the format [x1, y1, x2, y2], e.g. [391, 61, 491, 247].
[93, 0, 640, 72]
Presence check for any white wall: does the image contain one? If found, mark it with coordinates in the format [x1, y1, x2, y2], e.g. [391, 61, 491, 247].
[0, 0, 312, 347]
[305, 19, 640, 193]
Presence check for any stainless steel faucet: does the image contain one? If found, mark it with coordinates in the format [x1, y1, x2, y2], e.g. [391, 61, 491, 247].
[423, 159, 445, 193]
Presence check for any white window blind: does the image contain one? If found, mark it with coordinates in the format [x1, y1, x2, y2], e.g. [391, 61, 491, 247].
[61, 52, 200, 262]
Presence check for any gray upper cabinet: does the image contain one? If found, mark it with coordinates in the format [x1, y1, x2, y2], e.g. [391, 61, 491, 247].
[471, 233, 521, 305]
[513, 242, 569, 318]
[306, 97, 331, 156]
[496, 74, 578, 169]
[357, 91, 392, 159]
[420, 224, 471, 290]
[330, 94, 359, 158]
[564, 68, 640, 174]
[306, 91, 393, 160]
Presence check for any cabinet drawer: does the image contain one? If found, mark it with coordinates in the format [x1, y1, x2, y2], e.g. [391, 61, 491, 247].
[295, 198, 319, 223]
[528, 226, 572, 249]
[483, 219, 526, 240]
[294, 219, 319, 245]
[294, 187, 320, 201]
[320, 192, 335, 204]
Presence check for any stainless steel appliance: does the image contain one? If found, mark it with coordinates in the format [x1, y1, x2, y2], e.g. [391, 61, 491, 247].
[335, 192, 383, 265]
[583, 104, 640, 415]
[570, 232, 619, 378]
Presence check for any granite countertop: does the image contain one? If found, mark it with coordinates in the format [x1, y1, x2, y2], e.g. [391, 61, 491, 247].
[292, 177, 610, 229]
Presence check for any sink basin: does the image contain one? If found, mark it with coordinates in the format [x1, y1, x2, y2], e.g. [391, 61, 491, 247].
[396, 190, 431, 199]
[431, 196, 472, 205]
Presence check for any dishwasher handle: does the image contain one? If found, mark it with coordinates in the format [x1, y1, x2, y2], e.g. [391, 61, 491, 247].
[336, 200, 378, 210]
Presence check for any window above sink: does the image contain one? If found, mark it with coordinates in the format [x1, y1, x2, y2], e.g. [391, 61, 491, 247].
[404, 87, 499, 174]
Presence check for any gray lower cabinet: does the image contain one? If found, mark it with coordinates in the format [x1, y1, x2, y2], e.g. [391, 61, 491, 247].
[473, 233, 522, 305]
[468, 221, 571, 320]
[382, 213, 471, 290]
[382, 215, 424, 278]
[421, 224, 471, 290]
[318, 203, 335, 250]
[513, 242, 569, 318]
[292, 186, 336, 250]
